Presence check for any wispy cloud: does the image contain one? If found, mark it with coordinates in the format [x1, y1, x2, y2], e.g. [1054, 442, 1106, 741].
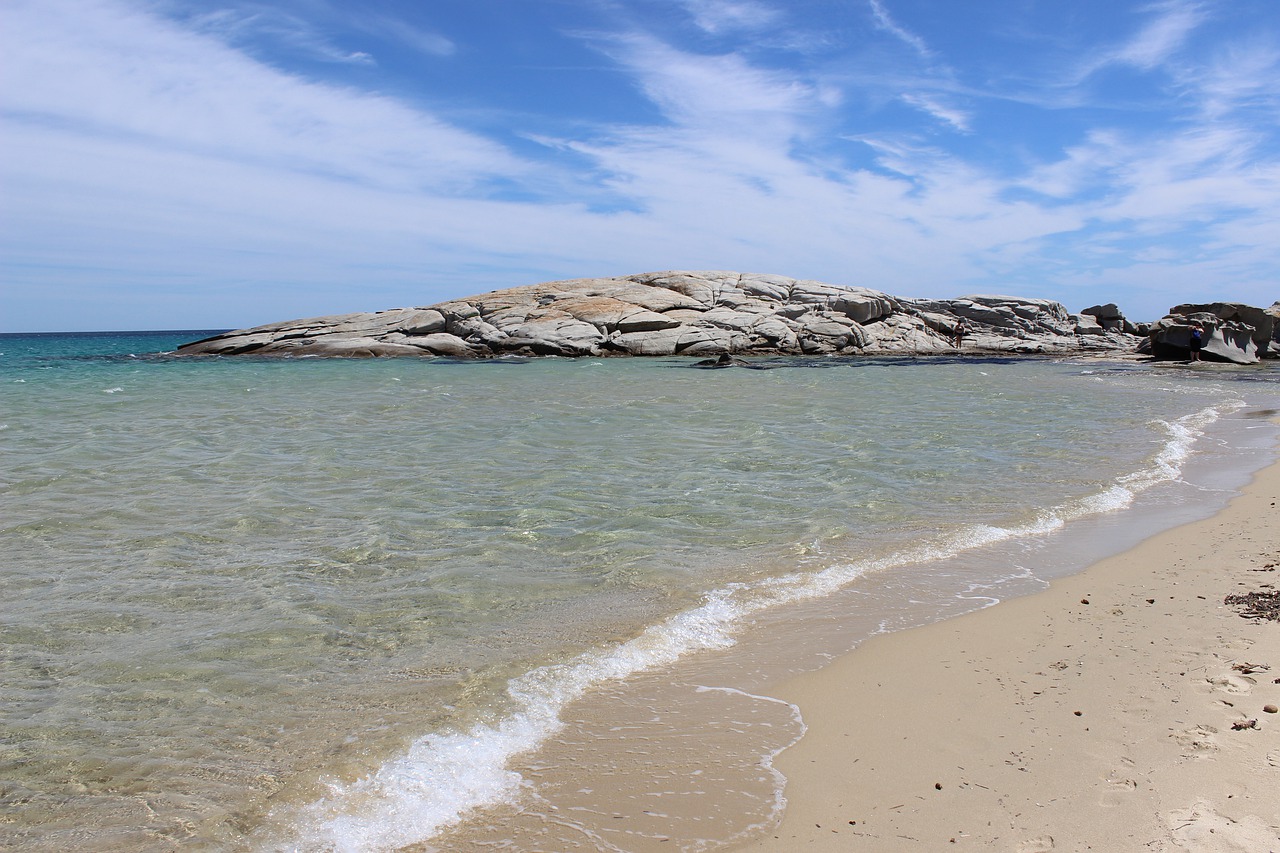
[868, 0, 932, 59]
[900, 93, 970, 132]
[1114, 0, 1204, 70]
[186, 4, 374, 65]
[680, 0, 781, 35]
[1075, 0, 1205, 79]
[1183, 40, 1280, 119]
[356, 15, 456, 58]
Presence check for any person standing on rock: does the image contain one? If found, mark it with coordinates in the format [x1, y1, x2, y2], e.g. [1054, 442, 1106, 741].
[953, 320, 969, 349]
[1188, 322, 1204, 362]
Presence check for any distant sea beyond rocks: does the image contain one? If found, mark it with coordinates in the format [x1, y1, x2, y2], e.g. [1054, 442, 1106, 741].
[176, 271, 1279, 363]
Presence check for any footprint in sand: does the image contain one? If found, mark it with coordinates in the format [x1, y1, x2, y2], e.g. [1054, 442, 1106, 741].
[1171, 724, 1219, 757]
[1016, 836, 1055, 852]
[1207, 673, 1256, 694]
[1167, 799, 1279, 850]
[1100, 776, 1138, 808]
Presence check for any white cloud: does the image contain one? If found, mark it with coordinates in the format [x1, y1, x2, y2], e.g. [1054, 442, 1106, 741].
[0, 0, 524, 193]
[598, 33, 825, 136]
[1017, 122, 1279, 242]
[1019, 130, 1132, 199]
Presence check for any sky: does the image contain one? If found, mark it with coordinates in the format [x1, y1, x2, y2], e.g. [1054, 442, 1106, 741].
[2, 0, 1279, 332]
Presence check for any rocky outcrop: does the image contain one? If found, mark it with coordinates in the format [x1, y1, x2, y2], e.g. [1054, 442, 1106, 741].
[177, 271, 1145, 359]
[894, 294, 1139, 355]
[1081, 303, 1149, 336]
[1145, 302, 1277, 364]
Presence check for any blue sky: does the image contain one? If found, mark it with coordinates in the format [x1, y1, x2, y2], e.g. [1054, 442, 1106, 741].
[2, 0, 1278, 331]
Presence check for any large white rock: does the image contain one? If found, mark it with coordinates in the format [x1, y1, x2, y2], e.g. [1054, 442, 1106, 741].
[176, 271, 1149, 360]
[502, 319, 606, 355]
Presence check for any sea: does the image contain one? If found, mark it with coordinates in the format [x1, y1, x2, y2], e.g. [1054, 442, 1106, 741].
[2, 330, 1278, 853]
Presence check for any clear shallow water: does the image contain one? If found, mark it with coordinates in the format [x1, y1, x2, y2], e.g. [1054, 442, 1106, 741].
[1, 332, 1278, 851]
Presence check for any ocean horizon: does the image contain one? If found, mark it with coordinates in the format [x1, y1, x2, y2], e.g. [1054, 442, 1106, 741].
[3, 331, 1278, 851]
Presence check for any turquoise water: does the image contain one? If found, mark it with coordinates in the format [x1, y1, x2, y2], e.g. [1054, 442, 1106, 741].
[2, 333, 1278, 851]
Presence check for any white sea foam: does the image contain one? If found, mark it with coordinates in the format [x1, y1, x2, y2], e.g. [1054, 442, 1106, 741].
[279, 402, 1236, 852]
[955, 565, 1049, 609]
[1005, 403, 1236, 537]
[692, 686, 806, 843]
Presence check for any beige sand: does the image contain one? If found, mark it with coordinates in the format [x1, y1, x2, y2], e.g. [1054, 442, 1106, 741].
[734, 460, 1280, 852]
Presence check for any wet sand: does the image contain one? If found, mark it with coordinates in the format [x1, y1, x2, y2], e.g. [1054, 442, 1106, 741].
[733, 458, 1280, 851]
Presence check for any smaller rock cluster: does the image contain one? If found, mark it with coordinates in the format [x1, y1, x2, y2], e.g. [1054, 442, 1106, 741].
[1143, 302, 1280, 364]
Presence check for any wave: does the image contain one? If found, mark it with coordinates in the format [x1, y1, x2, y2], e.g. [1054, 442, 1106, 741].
[272, 402, 1236, 852]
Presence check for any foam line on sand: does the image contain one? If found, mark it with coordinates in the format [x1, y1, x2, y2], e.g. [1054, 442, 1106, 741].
[733, 458, 1280, 852]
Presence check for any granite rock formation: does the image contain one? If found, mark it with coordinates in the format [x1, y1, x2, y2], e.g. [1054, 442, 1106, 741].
[177, 271, 1145, 359]
[1145, 302, 1277, 364]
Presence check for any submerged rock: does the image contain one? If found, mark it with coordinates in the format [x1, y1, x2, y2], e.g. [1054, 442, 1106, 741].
[177, 271, 1146, 359]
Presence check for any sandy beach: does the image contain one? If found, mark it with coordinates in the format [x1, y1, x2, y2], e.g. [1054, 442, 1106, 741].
[734, 456, 1280, 852]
